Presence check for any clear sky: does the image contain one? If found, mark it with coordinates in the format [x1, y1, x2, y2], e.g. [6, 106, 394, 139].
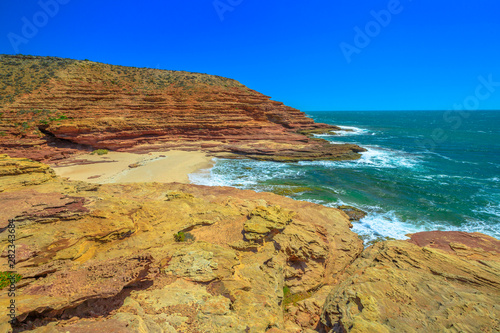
[1, 0, 499, 111]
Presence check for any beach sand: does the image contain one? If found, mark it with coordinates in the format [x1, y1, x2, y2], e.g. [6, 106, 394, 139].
[52, 150, 214, 184]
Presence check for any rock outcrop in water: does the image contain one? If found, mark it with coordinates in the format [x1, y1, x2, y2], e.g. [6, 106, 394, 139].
[0, 55, 364, 162]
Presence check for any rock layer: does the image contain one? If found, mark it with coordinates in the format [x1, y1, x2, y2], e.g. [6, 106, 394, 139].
[0, 55, 364, 162]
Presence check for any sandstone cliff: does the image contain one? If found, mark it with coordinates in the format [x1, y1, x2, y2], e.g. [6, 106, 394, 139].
[0, 55, 364, 162]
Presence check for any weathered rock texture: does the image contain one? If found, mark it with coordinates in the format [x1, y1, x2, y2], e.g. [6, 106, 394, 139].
[0, 155, 363, 332]
[321, 234, 500, 333]
[0, 55, 364, 162]
[1, 156, 500, 332]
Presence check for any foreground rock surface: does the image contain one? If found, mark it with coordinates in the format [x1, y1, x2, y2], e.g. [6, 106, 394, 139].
[1, 155, 499, 332]
[0, 55, 364, 162]
[321, 235, 500, 332]
[0, 155, 362, 332]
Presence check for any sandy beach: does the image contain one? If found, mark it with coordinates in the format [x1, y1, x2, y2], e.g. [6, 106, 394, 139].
[51, 150, 214, 184]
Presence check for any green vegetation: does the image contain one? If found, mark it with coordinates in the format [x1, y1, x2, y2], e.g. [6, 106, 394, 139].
[8, 109, 69, 136]
[282, 286, 311, 307]
[0, 54, 247, 106]
[50, 115, 68, 121]
[0, 272, 22, 290]
[91, 149, 109, 155]
[174, 231, 195, 242]
[0, 55, 77, 103]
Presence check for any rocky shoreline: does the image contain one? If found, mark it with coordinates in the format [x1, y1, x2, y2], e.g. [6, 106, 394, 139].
[1, 155, 499, 332]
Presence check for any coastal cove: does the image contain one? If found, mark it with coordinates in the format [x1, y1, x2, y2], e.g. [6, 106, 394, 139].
[0, 55, 499, 332]
[191, 111, 500, 243]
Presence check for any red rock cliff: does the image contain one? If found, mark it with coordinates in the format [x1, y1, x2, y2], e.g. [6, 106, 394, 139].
[0, 55, 364, 162]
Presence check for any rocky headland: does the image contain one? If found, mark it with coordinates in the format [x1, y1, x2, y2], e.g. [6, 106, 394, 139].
[1, 155, 499, 332]
[0, 55, 364, 163]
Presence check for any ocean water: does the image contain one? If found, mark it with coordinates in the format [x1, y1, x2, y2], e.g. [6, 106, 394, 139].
[190, 111, 500, 243]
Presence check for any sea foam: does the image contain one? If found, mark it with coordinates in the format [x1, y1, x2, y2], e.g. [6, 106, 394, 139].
[189, 158, 298, 188]
[298, 147, 420, 170]
[346, 206, 500, 245]
[313, 125, 372, 137]
[336, 125, 372, 136]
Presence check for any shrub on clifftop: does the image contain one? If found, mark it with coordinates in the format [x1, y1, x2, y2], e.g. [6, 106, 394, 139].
[91, 149, 109, 155]
[174, 231, 195, 242]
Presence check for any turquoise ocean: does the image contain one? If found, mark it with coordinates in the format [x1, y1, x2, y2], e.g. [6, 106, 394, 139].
[190, 111, 500, 243]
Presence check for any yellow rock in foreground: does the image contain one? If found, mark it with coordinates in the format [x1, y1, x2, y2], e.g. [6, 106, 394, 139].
[1, 155, 499, 333]
[0, 155, 362, 332]
[321, 239, 500, 332]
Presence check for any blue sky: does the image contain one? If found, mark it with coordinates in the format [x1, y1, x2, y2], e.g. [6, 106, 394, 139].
[1, 0, 499, 111]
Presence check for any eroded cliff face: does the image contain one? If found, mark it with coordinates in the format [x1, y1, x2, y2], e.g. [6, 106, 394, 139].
[0, 155, 363, 332]
[0, 55, 364, 162]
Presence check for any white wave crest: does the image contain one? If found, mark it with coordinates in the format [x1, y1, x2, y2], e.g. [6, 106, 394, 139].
[189, 158, 299, 188]
[312, 125, 372, 137]
[336, 125, 371, 136]
[472, 202, 500, 218]
[419, 151, 480, 165]
[298, 147, 420, 169]
[349, 207, 500, 245]
[356, 147, 420, 168]
[351, 210, 426, 243]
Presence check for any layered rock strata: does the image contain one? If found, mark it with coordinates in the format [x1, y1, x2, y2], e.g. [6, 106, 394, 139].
[0, 55, 364, 162]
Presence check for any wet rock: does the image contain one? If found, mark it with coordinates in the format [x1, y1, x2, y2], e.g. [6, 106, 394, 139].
[336, 205, 367, 222]
[128, 163, 140, 168]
